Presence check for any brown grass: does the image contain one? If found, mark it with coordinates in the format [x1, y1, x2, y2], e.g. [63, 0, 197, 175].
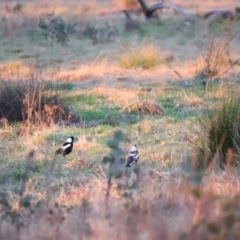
[89, 87, 138, 105]
[117, 42, 160, 70]
[0, 60, 32, 79]
[2, 171, 240, 239]
[133, 119, 154, 134]
[63, 156, 90, 170]
[182, 91, 204, 107]
[54, 59, 119, 81]
[122, 100, 165, 115]
[0, 77, 77, 128]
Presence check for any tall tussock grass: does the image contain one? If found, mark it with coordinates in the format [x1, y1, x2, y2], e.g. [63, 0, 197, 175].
[192, 93, 240, 170]
[117, 42, 159, 69]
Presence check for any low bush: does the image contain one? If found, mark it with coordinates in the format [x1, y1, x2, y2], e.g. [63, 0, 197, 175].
[0, 79, 77, 127]
[39, 13, 76, 44]
[195, 33, 236, 90]
[83, 24, 118, 44]
[197, 34, 232, 78]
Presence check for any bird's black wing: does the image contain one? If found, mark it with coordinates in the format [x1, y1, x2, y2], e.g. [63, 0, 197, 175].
[54, 147, 63, 156]
[54, 142, 69, 156]
[126, 156, 134, 167]
[126, 150, 139, 167]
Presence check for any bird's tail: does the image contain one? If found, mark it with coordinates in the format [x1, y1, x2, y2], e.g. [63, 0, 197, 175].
[53, 148, 62, 156]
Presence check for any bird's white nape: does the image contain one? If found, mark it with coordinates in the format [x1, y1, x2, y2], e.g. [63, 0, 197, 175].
[130, 145, 137, 152]
[66, 137, 73, 143]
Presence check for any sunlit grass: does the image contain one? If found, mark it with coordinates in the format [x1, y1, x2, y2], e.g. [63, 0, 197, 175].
[117, 42, 159, 69]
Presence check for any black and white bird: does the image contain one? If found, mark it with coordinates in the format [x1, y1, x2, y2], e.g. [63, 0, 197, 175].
[126, 145, 139, 167]
[54, 136, 75, 157]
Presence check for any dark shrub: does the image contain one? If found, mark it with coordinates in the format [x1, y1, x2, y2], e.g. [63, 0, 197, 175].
[0, 79, 77, 127]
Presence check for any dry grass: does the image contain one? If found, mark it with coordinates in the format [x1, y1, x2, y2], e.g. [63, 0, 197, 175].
[0, 61, 60, 81]
[208, 86, 228, 99]
[182, 91, 204, 107]
[133, 119, 154, 134]
[117, 42, 160, 70]
[122, 100, 165, 115]
[89, 87, 138, 105]
[0, 60, 32, 79]
[54, 59, 119, 81]
[63, 156, 90, 170]
[1, 0, 240, 239]
[2, 169, 240, 239]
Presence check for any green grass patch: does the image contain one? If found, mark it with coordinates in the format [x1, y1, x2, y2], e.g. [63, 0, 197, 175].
[45, 82, 76, 91]
[64, 93, 121, 121]
[64, 93, 105, 105]
[159, 97, 175, 108]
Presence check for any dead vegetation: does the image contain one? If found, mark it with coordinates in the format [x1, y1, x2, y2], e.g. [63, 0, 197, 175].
[197, 34, 232, 79]
[194, 31, 240, 89]
[55, 60, 119, 81]
[117, 42, 160, 69]
[122, 100, 165, 115]
[63, 156, 90, 170]
[0, 78, 77, 128]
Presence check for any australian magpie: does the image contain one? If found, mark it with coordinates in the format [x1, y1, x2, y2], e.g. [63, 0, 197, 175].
[54, 136, 75, 157]
[126, 145, 139, 167]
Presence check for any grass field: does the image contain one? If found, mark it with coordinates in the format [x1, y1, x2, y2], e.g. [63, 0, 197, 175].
[1, 0, 240, 239]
